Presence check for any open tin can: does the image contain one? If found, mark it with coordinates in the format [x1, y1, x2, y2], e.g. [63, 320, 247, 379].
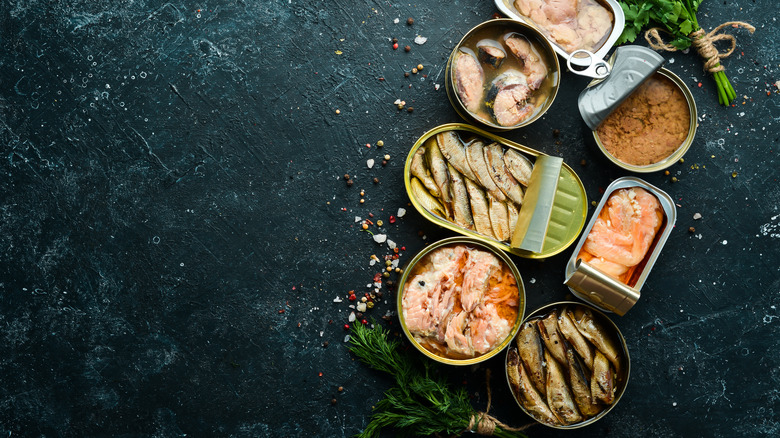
[396, 236, 526, 366]
[404, 123, 588, 259]
[505, 301, 630, 428]
[564, 177, 677, 315]
[445, 19, 561, 131]
[495, 0, 626, 67]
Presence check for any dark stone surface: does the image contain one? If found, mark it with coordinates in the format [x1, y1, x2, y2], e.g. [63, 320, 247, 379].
[1, 1, 778, 437]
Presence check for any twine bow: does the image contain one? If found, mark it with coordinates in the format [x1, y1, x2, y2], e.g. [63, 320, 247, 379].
[644, 21, 755, 74]
[465, 369, 535, 436]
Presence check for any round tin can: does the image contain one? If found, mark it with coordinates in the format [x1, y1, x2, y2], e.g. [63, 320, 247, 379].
[591, 68, 698, 173]
[445, 19, 561, 131]
[397, 237, 526, 366]
[504, 301, 630, 428]
[403, 123, 588, 259]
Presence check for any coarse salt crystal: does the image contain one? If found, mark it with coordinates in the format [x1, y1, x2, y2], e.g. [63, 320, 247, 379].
[355, 216, 362, 222]
[344, 334, 351, 342]
[397, 208, 407, 217]
[369, 259, 377, 266]
[373, 233, 387, 243]
[387, 239, 397, 249]
[333, 296, 343, 303]
[356, 302, 367, 312]
[348, 312, 356, 322]
[414, 35, 427, 45]
[393, 18, 399, 24]
[693, 213, 702, 220]
[367, 159, 375, 168]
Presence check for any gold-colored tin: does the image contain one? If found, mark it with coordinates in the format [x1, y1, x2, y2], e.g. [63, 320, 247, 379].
[564, 177, 677, 315]
[505, 301, 630, 428]
[592, 68, 698, 173]
[397, 237, 526, 366]
[445, 19, 561, 131]
[404, 123, 588, 259]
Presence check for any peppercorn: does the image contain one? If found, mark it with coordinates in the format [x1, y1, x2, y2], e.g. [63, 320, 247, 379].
[407, 107, 414, 113]
[383, 272, 390, 278]
[376, 140, 384, 147]
[392, 42, 398, 50]
[397, 103, 404, 110]
[335, 109, 341, 115]
[664, 170, 670, 175]
[580, 159, 587, 166]
[366, 301, 375, 309]
[361, 319, 368, 325]
[361, 223, 368, 230]
[322, 341, 329, 348]
[404, 45, 411, 52]
[376, 291, 384, 299]
[343, 324, 350, 330]
[373, 177, 379, 184]
[688, 226, 696, 233]
[407, 17, 414, 25]
[360, 198, 365, 203]
[404, 72, 410, 77]
[553, 129, 560, 137]
[331, 398, 337, 405]
[392, 37, 398, 44]
[377, 220, 384, 226]
[343, 174, 350, 180]
[360, 190, 365, 196]
[338, 386, 344, 392]
[417, 64, 424, 71]
[384, 154, 390, 160]
[346, 179, 353, 186]
[356, 312, 363, 319]
[382, 160, 387, 166]
[671, 177, 678, 183]
[411, 67, 418, 74]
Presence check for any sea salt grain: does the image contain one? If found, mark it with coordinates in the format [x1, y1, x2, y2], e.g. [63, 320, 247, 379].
[367, 159, 375, 168]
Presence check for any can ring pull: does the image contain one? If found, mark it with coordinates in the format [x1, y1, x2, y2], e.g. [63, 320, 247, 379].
[566, 50, 611, 79]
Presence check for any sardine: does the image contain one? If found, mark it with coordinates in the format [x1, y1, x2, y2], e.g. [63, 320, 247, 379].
[565, 342, 601, 417]
[537, 311, 566, 366]
[503, 149, 534, 187]
[487, 193, 511, 241]
[515, 321, 546, 397]
[410, 177, 446, 217]
[410, 145, 441, 197]
[465, 140, 506, 202]
[545, 350, 582, 425]
[591, 350, 616, 405]
[437, 131, 478, 182]
[508, 349, 559, 426]
[571, 307, 621, 373]
[426, 138, 452, 216]
[465, 178, 495, 239]
[506, 201, 520, 238]
[558, 308, 594, 370]
[483, 142, 525, 205]
[447, 163, 474, 230]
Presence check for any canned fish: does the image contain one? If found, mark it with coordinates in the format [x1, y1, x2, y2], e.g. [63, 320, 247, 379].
[564, 177, 677, 315]
[445, 19, 561, 130]
[404, 123, 588, 259]
[495, 0, 626, 67]
[505, 301, 630, 428]
[397, 237, 526, 366]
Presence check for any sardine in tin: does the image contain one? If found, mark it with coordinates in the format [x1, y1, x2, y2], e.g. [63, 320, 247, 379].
[564, 177, 677, 315]
[404, 123, 588, 259]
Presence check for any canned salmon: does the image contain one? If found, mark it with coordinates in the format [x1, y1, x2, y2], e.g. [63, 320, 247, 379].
[397, 237, 526, 365]
[505, 301, 630, 428]
[495, 0, 626, 67]
[404, 123, 588, 259]
[564, 177, 677, 315]
[445, 19, 561, 131]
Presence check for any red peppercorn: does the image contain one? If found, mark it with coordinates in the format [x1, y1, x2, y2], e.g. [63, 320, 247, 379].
[348, 293, 356, 301]
[401, 246, 406, 251]
[392, 43, 398, 50]
[343, 324, 350, 330]
[389, 215, 396, 224]
[361, 319, 368, 325]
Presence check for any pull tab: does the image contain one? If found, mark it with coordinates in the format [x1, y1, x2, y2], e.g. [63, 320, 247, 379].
[566, 50, 611, 79]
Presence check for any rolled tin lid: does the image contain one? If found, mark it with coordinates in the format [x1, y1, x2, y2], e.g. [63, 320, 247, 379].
[578, 45, 666, 130]
[564, 259, 641, 316]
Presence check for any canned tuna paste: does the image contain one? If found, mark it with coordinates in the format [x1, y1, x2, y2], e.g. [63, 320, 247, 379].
[595, 73, 690, 166]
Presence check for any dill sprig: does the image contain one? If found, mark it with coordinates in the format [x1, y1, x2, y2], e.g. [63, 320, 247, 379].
[349, 323, 528, 438]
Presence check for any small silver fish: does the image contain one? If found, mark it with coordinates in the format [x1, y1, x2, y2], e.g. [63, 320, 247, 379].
[516, 321, 546, 397]
[565, 343, 601, 417]
[410, 177, 446, 217]
[591, 350, 616, 405]
[508, 349, 559, 426]
[410, 146, 441, 197]
[465, 140, 506, 202]
[465, 178, 494, 239]
[483, 142, 525, 205]
[506, 201, 519, 238]
[426, 137, 452, 216]
[487, 193, 510, 241]
[503, 148, 534, 187]
[537, 311, 567, 366]
[558, 307, 594, 370]
[447, 163, 474, 230]
[571, 308, 621, 373]
[546, 350, 582, 425]
[437, 131, 478, 182]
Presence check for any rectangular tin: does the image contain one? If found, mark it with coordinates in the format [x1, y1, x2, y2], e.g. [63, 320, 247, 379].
[564, 177, 677, 315]
[495, 0, 625, 67]
[405, 123, 588, 259]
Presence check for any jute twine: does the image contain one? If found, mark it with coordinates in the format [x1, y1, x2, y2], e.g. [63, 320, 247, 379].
[465, 369, 535, 436]
[644, 22, 754, 73]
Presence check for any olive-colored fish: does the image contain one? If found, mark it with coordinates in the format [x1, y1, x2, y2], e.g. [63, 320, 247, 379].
[436, 131, 478, 182]
[545, 350, 582, 425]
[504, 148, 534, 187]
[447, 163, 474, 230]
[558, 308, 594, 370]
[465, 140, 506, 202]
[515, 321, 546, 397]
[565, 343, 601, 417]
[465, 178, 494, 239]
[571, 307, 621, 373]
[483, 142, 525, 205]
[410, 146, 441, 197]
[487, 193, 510, 241]
[410, 177, 446, 217]
[426, 138, 452, 216]
[508, 349, 559, 426]
[506, 201, 519, 238]
[537, 311, 566, 366]
[591, 350, 616, 405]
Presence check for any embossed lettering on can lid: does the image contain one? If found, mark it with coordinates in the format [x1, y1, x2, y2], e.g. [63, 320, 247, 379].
[577, 46, 666, 130]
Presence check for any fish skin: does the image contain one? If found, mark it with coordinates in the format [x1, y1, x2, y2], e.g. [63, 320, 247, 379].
[558, 308, 595, 370]
[410, 177, 446, 217]
[545, 350, 583, 425]
[410, 146, 441, 197]
[465, 140, 507, 202]
[483, 142, 525, 205]
[437, 131, 478, 182]
[537, 311, 567, 366]
[447, 163, 475, 230]
[464, 178, 495, 239]
[503, 148, 534, 187]
[591, 350, 616, 405]
[571, 308, 621, 373]
[426, 138, 452, 216]
[515, 321, 546, 397]
[487, 193, 511, 241]
[565, 342, 601, 417]
[506, 201, 519, 238]
[508, 349, 559, 426]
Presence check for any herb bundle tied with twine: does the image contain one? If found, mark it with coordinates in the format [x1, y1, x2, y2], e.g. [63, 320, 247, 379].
[617, 0, 754, 105]
[349, 323, 531, 438]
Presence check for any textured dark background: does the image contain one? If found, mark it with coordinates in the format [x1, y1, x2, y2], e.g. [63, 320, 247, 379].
[1, 0, 778, 437]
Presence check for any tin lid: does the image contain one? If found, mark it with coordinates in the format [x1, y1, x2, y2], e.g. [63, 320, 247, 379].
[511, 155, 563, 253]
[578, 46, 666, 130]
[564, 259, 640, 316]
